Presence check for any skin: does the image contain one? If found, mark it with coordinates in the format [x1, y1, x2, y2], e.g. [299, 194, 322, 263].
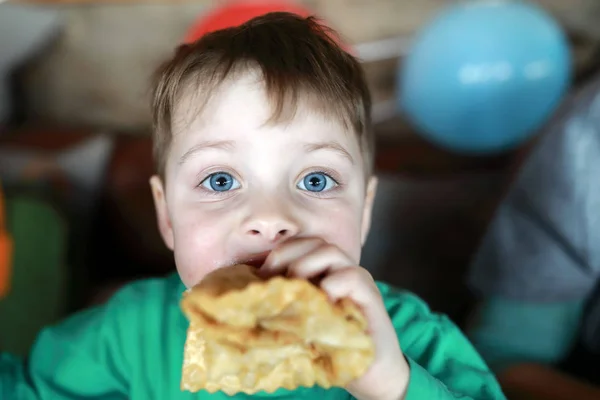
[150, 72, 410, 400]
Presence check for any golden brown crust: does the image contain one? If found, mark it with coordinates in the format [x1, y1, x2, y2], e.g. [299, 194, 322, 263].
[180, 264, 375, 395]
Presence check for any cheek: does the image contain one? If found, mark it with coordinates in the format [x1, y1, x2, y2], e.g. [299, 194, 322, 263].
[171, 214, 230, 288]
[311, 203, 363, 263]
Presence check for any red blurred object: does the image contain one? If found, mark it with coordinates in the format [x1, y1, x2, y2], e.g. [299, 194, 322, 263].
[0, 183, 13, 299]
[185, 0, 313, 43]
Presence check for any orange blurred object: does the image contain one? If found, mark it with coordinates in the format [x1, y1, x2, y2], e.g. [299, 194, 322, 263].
[185, 0, 313, 43]
[0, 182, 13, 298]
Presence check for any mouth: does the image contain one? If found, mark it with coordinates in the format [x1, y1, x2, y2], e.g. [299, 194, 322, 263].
[240, 252, 270, 268]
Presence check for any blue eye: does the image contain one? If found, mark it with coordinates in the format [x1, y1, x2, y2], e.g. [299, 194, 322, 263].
[200, 172, 240, 192]
[297, 172, 337, 193]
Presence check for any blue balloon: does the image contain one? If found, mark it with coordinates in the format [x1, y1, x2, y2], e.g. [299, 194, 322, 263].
[399, 1, 571, 154]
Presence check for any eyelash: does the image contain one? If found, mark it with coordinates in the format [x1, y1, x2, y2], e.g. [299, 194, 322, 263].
[195, 169, 241, 197]
[195, 168, 344, 197]
[299, 169, 343, 197]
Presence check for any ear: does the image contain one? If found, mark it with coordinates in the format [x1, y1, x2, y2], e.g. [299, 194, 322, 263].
[150, 175, 174, 250]
[360, 176, 378, 246]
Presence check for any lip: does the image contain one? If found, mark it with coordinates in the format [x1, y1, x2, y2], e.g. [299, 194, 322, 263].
[240, 251, 271, 268]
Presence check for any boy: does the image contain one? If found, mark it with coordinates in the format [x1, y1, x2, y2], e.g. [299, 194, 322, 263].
[1, 13, 504, 400]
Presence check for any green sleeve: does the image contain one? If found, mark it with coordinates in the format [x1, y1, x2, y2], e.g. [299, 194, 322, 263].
[378, 283, 506, 400]
[0, 285, 138, 399]
[468, 297, 584, 371]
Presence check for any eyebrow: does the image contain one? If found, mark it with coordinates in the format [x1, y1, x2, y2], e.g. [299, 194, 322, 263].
[178, 140, 236, 165]
[304, 141, 355, 164]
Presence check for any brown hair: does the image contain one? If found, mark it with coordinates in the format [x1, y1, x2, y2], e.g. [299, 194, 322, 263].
[151, 12, 374, 179]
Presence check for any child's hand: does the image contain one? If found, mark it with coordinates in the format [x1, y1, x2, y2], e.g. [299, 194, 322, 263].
[260, 237, 410, 400]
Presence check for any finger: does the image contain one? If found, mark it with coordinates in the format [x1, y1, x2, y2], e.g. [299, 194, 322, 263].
[259, 237, 324, 277]
[320, 266, 380, 304]
[320, 267, 388, 330]
[287, 243, 354, 279]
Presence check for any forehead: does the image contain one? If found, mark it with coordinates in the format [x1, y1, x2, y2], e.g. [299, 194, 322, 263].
[171, 73, 360, 149]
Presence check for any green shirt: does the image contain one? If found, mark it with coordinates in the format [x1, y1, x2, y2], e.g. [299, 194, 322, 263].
[1, 273, 505, 399]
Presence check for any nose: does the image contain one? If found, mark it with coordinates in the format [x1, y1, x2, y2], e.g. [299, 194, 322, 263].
[241, 203, 300, 243]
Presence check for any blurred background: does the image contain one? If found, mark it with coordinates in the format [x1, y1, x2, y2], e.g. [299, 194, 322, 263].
[1, 0, 598, 360]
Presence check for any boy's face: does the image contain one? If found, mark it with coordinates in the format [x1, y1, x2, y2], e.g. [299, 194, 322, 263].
[150, 74, 377, 288]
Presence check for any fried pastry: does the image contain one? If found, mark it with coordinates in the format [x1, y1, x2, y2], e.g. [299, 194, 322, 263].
[180, 264, 375, 395]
